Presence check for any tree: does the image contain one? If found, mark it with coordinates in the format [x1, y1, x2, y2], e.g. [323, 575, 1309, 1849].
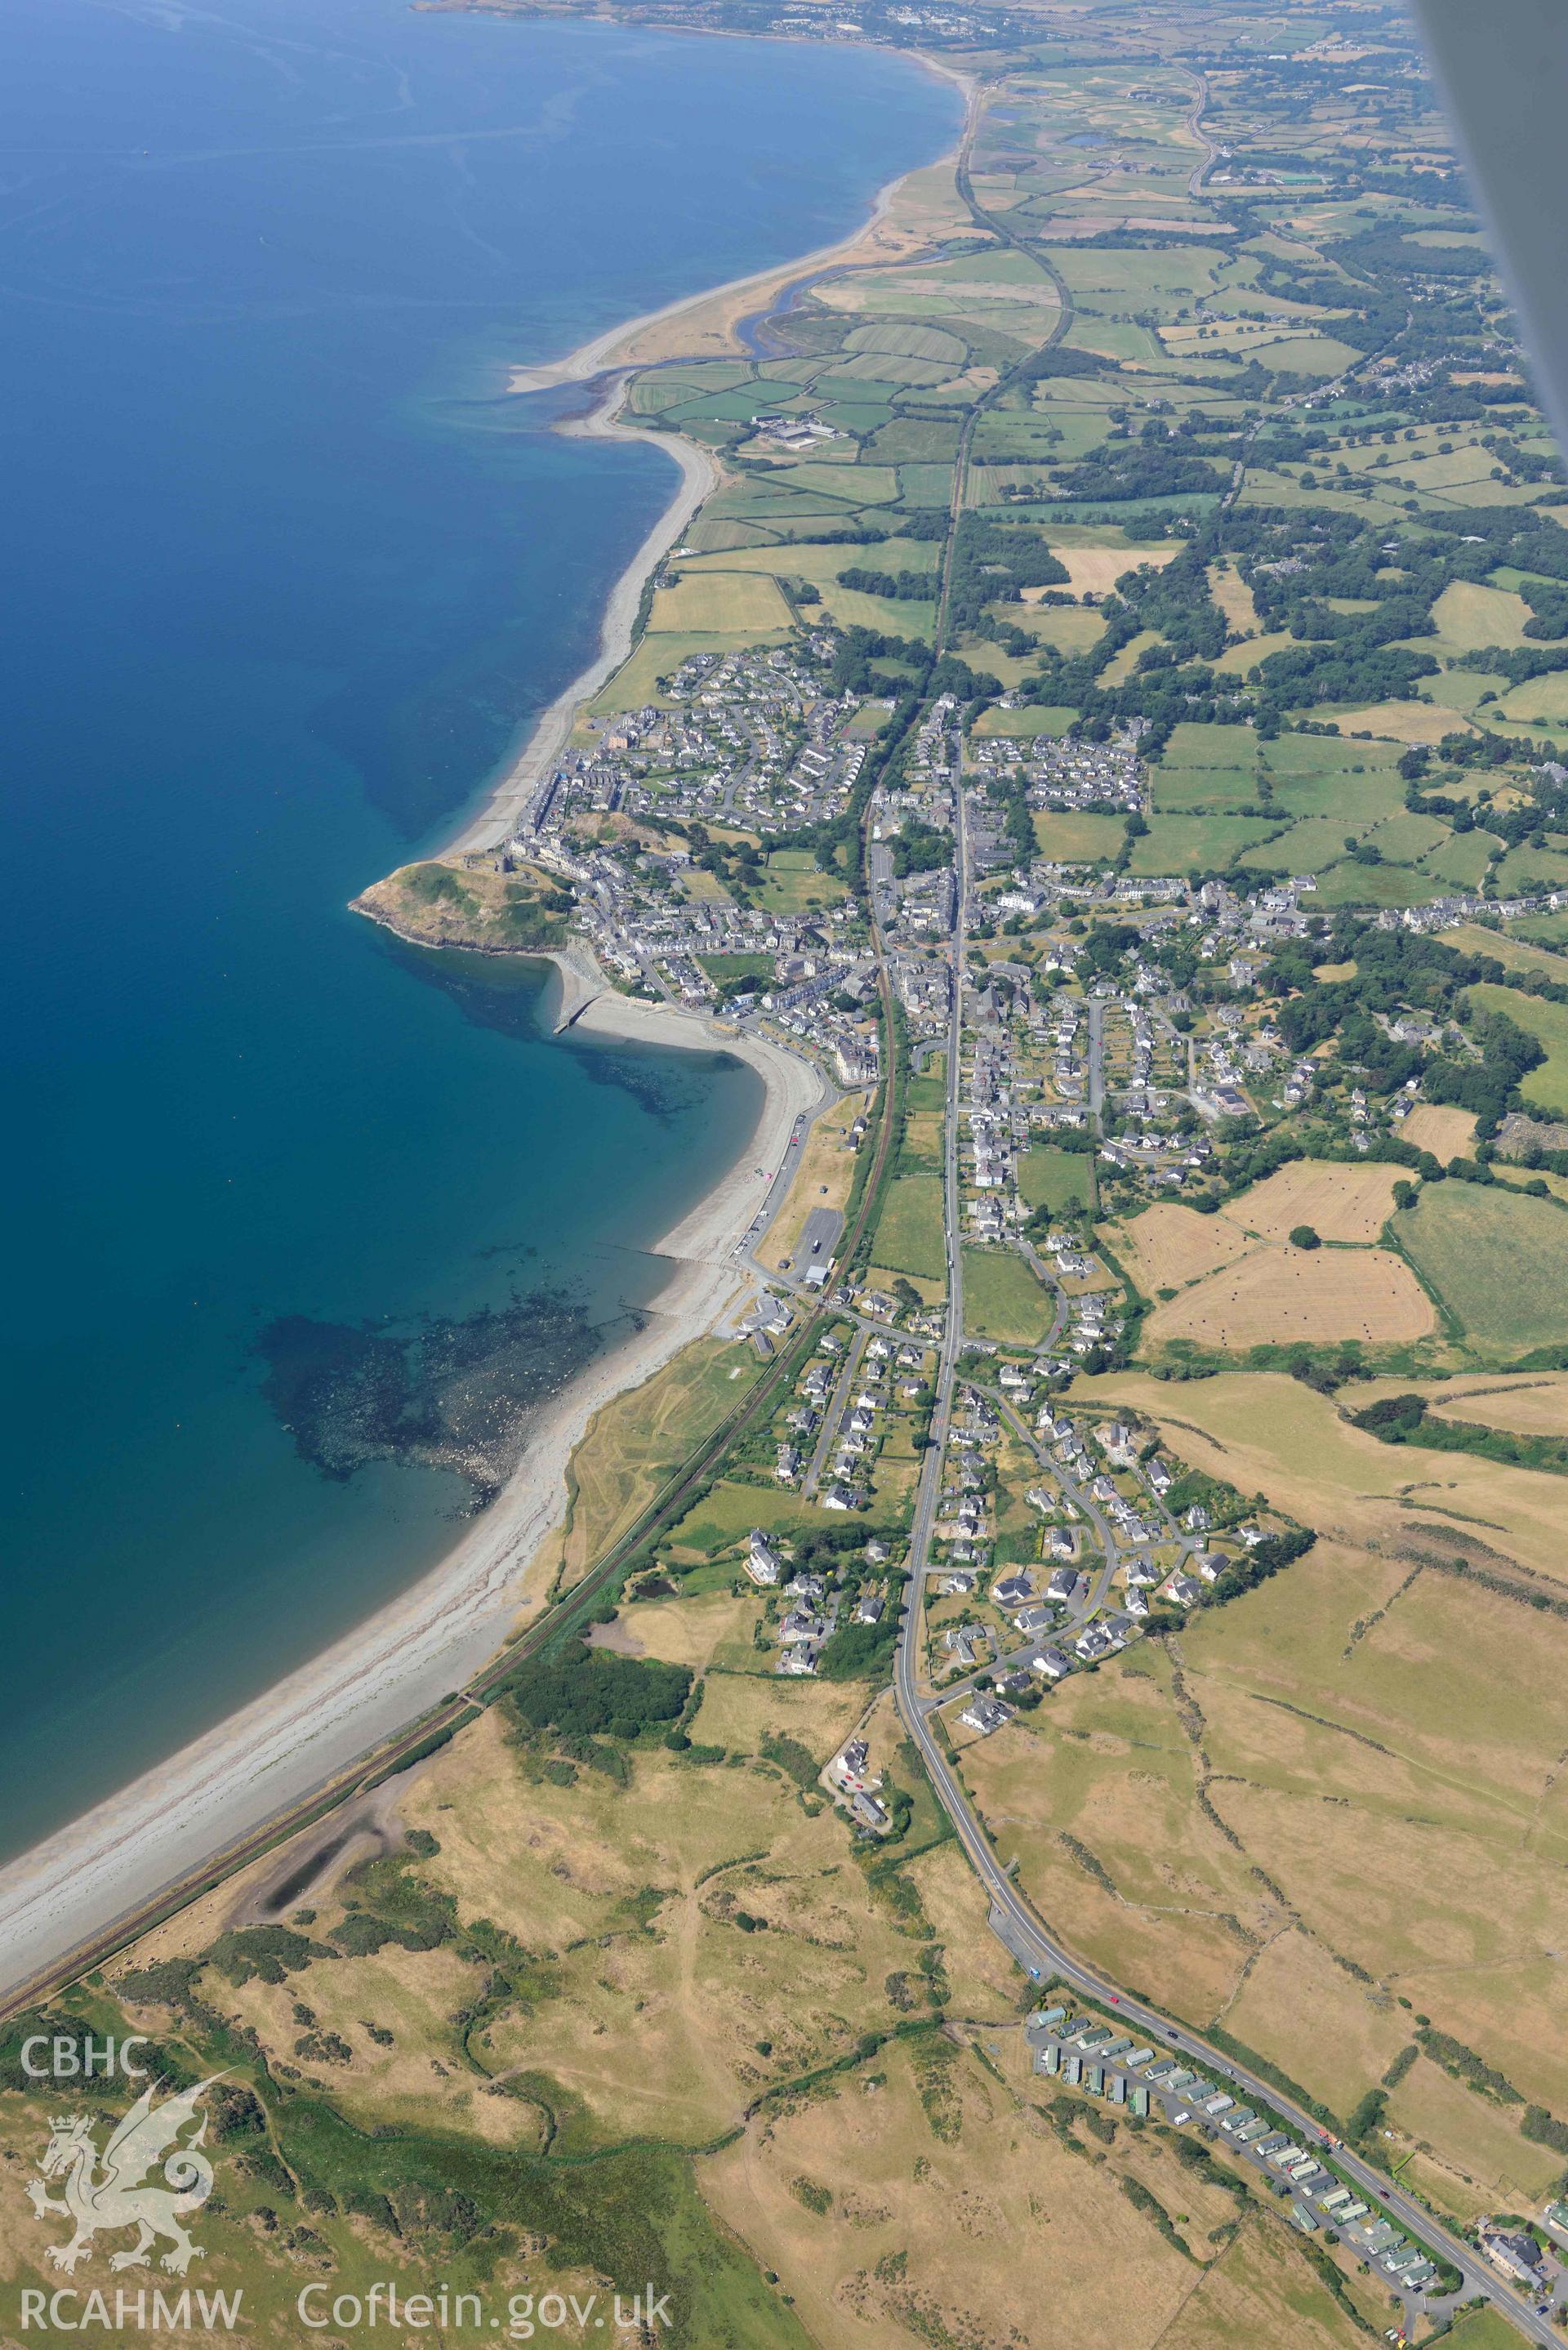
[1290, 1224, 1321, 1250]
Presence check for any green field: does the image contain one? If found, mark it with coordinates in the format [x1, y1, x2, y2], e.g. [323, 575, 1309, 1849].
[1468, 982, 1568, 1115]
[960, 1246, 1056, 1346]
[1494, 844, 1568, 895]
[756, 852, 847, 916]
[1308, 860, 1436, 909]
[698, 952, 774, 988]
[1441, 2311, 1539, 2350]
[1152, 768, 1262, 814]
[1160, 721, 1258, 771]
[872, 1174, 947, 1280]
[1237, 815, 1370, 875]
[668, 1477, 826, 1558]
[1393, 1183, 1568, 1360]
[1266, 769, 1405, 821]
[1516, 911, 1568, 952]
[1364, 810, 1450, 863]
[1127, 814, 1281, 874]
[844, 320, 968, 363]
[1417, 827, 1496, 890]
[1017, 1146, 1097, 1215]
[974, 705, 1077, 740]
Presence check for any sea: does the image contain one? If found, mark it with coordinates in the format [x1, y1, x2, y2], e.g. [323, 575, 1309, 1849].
[0, 0, 959, 1856]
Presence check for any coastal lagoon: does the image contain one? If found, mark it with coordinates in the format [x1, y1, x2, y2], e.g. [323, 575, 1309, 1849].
[0, 0, 958, 1856]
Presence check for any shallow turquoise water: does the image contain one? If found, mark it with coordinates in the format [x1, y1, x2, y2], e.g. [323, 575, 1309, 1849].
[0, 0, 958, 1852]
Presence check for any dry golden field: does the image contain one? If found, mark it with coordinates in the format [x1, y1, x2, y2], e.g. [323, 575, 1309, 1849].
[995, 1371, 1568, 2187]
[1115, 1201, 1253, 1291]
[1207, 557, 1263, 636]
[1425, 1371, 1568, 1434]
[1143, 1242, 1436, 1348]
[702, 2036, 1368, 2350]
[1219, 1159, 1404, 1245]
[1027, 543, 1180, 599]
[1327, 699, 1477, 743]
[1097, 1369, 1568, 1586]
[1400, 1102, 1478, 1157]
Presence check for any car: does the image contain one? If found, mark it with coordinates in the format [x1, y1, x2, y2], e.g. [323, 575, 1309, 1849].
[1171, 2110, 1192, 2127]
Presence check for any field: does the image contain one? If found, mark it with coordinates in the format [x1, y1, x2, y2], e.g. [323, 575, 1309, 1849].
[755, 848, 848, 916]
[1016, 1143, 1095, 1215]
[1393, 1180, 1568, 1359]
[648, 570, 795, 635]
[1324, 699, 1477, 745]
[871, 1172, 947, 1280]
[1425, 1371, 1568, 1434]
[1036, 543, 1177, 598]
[1220, 1160, 1403, 1245]
[1468, 980, 1568, 1115]
[970, 1364, 1568, 2199]
[394, 1694, 919, 2149]
[1418, 827, 1497, 889]
[668, 1475, 828, 1559]
[960, 1244, 1057, 1344]
[1118, 1363, 1568, 1590]
[1428, 578, 1535, 653]
[535, 1338, 760, 1599]
[1442, 921, 1568, 981]
[1127, 814, 1279, 872]
[1208, 559, 1261, 635]
[1400, 1102, 1478, 1158]
[1033, 809, 1127, 861]
[1445, 2312, 1547, 2350]
[973, 702, 1077, 739]
[1309, 859, 1436, 911]
[1160, 720, 1258, 772]
[1143, 1242, 1436, 1350]
[960, 1643, 1281, 2022]
[1498, 672, 1568, 728]
[702, 2032, 1366, 2350]
[1114, 1201, 1252, 1293]
[1154, 764, 1263, 814]
[1384, 2055, 1561, 2220]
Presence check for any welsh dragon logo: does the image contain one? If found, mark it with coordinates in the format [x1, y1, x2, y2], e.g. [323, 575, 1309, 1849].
[27, 2076, 220, 2276]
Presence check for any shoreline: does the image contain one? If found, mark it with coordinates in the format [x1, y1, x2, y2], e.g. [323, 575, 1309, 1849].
[0, 976, 824, 2002]
[444, 375, 719, 858]
[0, 73, 957, 2004]
[444, 48, 971, 861]
[500, 168, 909, 399]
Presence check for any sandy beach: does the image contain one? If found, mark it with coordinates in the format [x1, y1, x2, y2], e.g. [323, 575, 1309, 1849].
[0, 985, 823, 2002]
[501, 172, 908, 397]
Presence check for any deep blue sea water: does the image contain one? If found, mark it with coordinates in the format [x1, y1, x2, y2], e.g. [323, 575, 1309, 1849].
[0, 0, 958, 1854]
